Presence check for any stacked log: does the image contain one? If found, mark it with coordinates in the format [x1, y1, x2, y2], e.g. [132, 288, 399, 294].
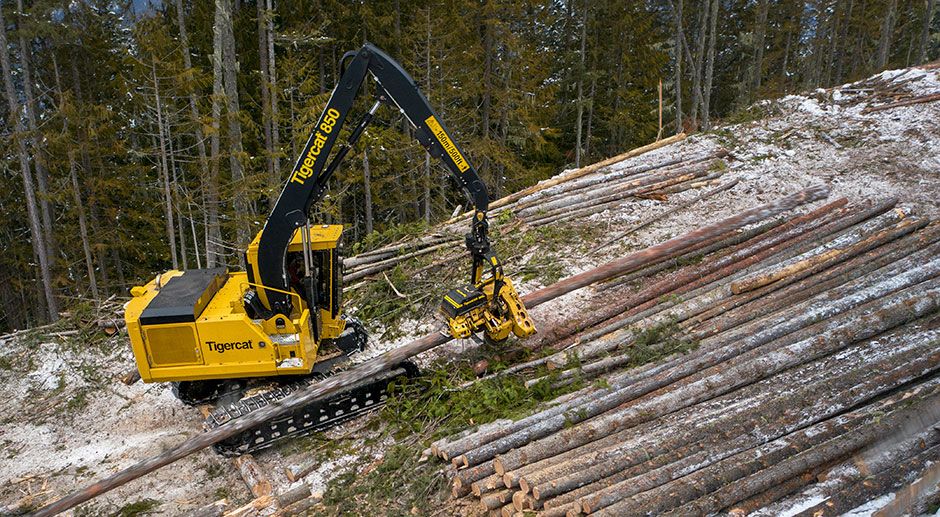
[434, 193, 940, 515]
[831, 66, 940, 113]
[341, 135, 724, 285]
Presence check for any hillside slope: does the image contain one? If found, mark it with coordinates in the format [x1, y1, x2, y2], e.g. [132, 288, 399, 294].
[1, 63, 938, 516]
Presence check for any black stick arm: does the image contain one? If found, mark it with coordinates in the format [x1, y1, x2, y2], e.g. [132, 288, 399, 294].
[360, 44, 493, 282]
[255, 44, 493, 315]
[253, 49, 371, 315]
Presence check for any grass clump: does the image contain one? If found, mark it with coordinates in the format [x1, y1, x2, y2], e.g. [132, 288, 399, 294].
[112, 498, 160, 517]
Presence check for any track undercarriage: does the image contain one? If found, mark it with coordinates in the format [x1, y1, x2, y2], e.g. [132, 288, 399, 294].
[171, 318, 419, 457]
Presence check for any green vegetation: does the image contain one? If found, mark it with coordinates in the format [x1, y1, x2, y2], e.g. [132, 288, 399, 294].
[628, 318, 700, 368]
[111, 499, 161, 517]
[319, 338, 579, 516]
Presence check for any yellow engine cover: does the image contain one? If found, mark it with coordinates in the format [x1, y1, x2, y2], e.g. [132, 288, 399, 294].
[125, 270, 320, 382]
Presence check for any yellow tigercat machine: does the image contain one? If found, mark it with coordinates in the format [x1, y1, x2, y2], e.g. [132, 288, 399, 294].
[124, 43, 534, 456]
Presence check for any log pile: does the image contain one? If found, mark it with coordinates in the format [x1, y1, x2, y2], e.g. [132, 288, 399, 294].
[433, 196, 940, 516]
[31, 186, 828, 517]
[830, 66, 940, 113]
[340, 134, 733, 285]
[448, 149, 732, 231]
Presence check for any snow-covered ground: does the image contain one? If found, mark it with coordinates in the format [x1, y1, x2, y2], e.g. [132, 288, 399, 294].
[1, 64, 938, 516]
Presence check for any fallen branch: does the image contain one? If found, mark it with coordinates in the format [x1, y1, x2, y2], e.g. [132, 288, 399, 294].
[861, 92, 940, 113]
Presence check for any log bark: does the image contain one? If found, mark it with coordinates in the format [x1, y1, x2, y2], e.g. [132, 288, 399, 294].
[572, 198, 898, 355]
[591, 178, 739, 253]
[180, 499, 229, 517]
[275, 484, 311, 509]
[731, 217, 924, 294]
[666, 393, 940, 517]
[445, 133, 687, 223]
[344, 241, 456, 281]
[274, 494, 323, 517]
[523, 185, 828, 308]
[488, 272, 940, 476]
[687, 223, 940, 334]
[521, 167, 710, 224]
[481, 489, 512, 511]
[794, 444, 940, 516]
[233, 454, 271, 498]
[514, 153, 715, 208]
[527, 326, 940, 505]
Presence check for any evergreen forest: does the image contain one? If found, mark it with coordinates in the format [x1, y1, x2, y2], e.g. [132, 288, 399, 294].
[1, 0, 937, 331]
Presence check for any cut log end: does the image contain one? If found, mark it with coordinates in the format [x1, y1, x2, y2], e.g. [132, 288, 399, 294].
[494, 458, 506, 476]
[284, 467, 297, 484]
[519, 477, 531, 494]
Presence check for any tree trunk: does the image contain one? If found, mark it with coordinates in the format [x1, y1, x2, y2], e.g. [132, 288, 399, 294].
[52, 54, 98, 299]
[482, 1, 493, 141]
[153, 57, 179, 270]
[917, 0, 936, 63]
[169, 136, 188, 270]
[70, 54, 109, 291]
[217, 0, 249, 248]
[752, 0, 769, 96]
[702, 0, 719, 130]
[877, 0, 899, 70]
[258, 0, 274, 204]
[675, 0, 683, 130]
[210, 0, 226, 265]
[363, 148, 373, 236]
[834, 0, 854, 83]
[424, 7, 432, 223]
[584, 56, 596, 160]
[267, 0, 280, 186]
[691, 0, 707, 127]
[16, 0, 57, 263]
[0, 7, 58, 320]
[574, 0, 589, 167]
[174, 0, 218, 268]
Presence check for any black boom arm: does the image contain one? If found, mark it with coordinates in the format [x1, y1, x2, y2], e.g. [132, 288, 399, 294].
[255, 43, 492, 315]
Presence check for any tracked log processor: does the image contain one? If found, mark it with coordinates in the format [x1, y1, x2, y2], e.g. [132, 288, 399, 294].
[124, 43, 535, 455]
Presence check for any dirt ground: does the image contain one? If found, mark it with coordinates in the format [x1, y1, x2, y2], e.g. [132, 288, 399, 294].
[1, 65, 938, 516]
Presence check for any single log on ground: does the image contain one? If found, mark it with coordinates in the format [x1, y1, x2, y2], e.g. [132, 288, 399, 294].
[180, 499, 229, 517]
[233, 454, 272, 498]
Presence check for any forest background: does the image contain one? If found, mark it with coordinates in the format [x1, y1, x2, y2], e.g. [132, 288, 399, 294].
[0, 0, 937, 331]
